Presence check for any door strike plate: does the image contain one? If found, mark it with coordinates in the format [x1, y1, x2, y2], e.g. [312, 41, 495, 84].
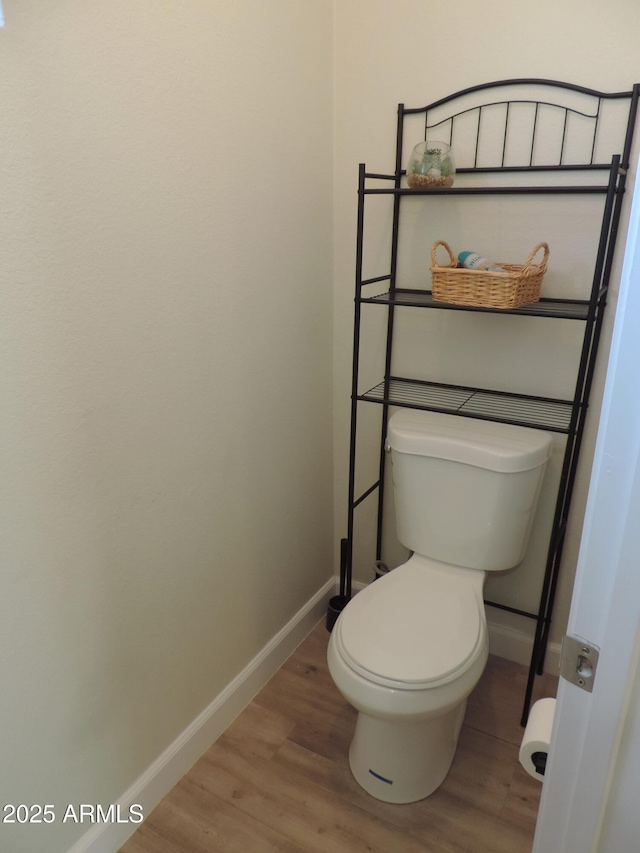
[560, 634, 599, 692]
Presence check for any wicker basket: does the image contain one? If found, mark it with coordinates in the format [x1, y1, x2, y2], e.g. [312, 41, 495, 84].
[431, 241, 549, 309]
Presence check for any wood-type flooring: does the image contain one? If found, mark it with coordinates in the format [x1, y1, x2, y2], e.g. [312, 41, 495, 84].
[120, 619, 558, 853]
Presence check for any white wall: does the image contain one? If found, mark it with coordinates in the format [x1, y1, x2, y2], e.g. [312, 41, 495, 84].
[333, 0, 640, 655]
[0, 3, 333, 852]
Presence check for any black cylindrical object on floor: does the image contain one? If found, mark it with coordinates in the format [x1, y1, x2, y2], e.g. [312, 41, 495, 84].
[326, 538, 349, 632]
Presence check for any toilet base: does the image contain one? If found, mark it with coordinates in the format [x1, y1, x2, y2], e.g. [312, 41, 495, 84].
[348, 700, 467, 803]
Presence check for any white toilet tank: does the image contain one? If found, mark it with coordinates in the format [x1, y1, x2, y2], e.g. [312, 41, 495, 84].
[386, 409, 552, 572]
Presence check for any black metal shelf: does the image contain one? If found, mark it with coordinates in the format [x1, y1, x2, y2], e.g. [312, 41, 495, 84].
[338, 78, 639, 727]
[367, 163, 616, 180]
[364, 184, 611, 196]
[361, 289, 595, 319]
[359, 378, 573, 433]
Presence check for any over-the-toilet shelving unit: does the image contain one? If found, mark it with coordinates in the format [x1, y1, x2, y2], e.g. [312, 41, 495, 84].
[341, 79, 639, 724]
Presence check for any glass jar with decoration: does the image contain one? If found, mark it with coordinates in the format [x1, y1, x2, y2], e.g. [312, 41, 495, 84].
[407, 141, 455, 189]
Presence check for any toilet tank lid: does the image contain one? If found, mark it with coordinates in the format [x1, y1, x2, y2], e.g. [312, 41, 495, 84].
[387, 410, 552, 473]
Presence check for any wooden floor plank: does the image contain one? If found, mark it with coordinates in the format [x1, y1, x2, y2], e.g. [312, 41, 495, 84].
[193, 738, 446, 853]
[121, 620, 556, 853]
[218, 701, 298, 762]
[123, 778, 306, 853]
[466, 654, 558, 745]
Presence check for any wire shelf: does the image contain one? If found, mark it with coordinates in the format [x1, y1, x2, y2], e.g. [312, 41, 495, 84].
[359, 377, 573, 432]
[364, 184, 610, 196]
[361, 289, 593, 319]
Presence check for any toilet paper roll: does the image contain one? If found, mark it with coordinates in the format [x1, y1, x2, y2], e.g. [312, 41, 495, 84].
[519, 697, 556, 781]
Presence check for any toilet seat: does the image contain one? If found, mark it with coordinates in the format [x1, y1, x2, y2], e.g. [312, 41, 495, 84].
[335, 560, 483, 690]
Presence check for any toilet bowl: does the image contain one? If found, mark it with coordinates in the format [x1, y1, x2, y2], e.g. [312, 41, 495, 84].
[328, 555, 489, 803]
[328, 409, 552, 803]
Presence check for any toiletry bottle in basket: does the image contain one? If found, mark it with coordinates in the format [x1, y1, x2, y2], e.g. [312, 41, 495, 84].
[458, 250, 505, 272]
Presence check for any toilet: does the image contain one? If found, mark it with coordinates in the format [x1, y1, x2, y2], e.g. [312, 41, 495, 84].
[328, 409, 552, 804]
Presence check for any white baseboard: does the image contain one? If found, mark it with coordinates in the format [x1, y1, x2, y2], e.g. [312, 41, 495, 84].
[351, 577, 561, 675]
[67, 578, 335, 853]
